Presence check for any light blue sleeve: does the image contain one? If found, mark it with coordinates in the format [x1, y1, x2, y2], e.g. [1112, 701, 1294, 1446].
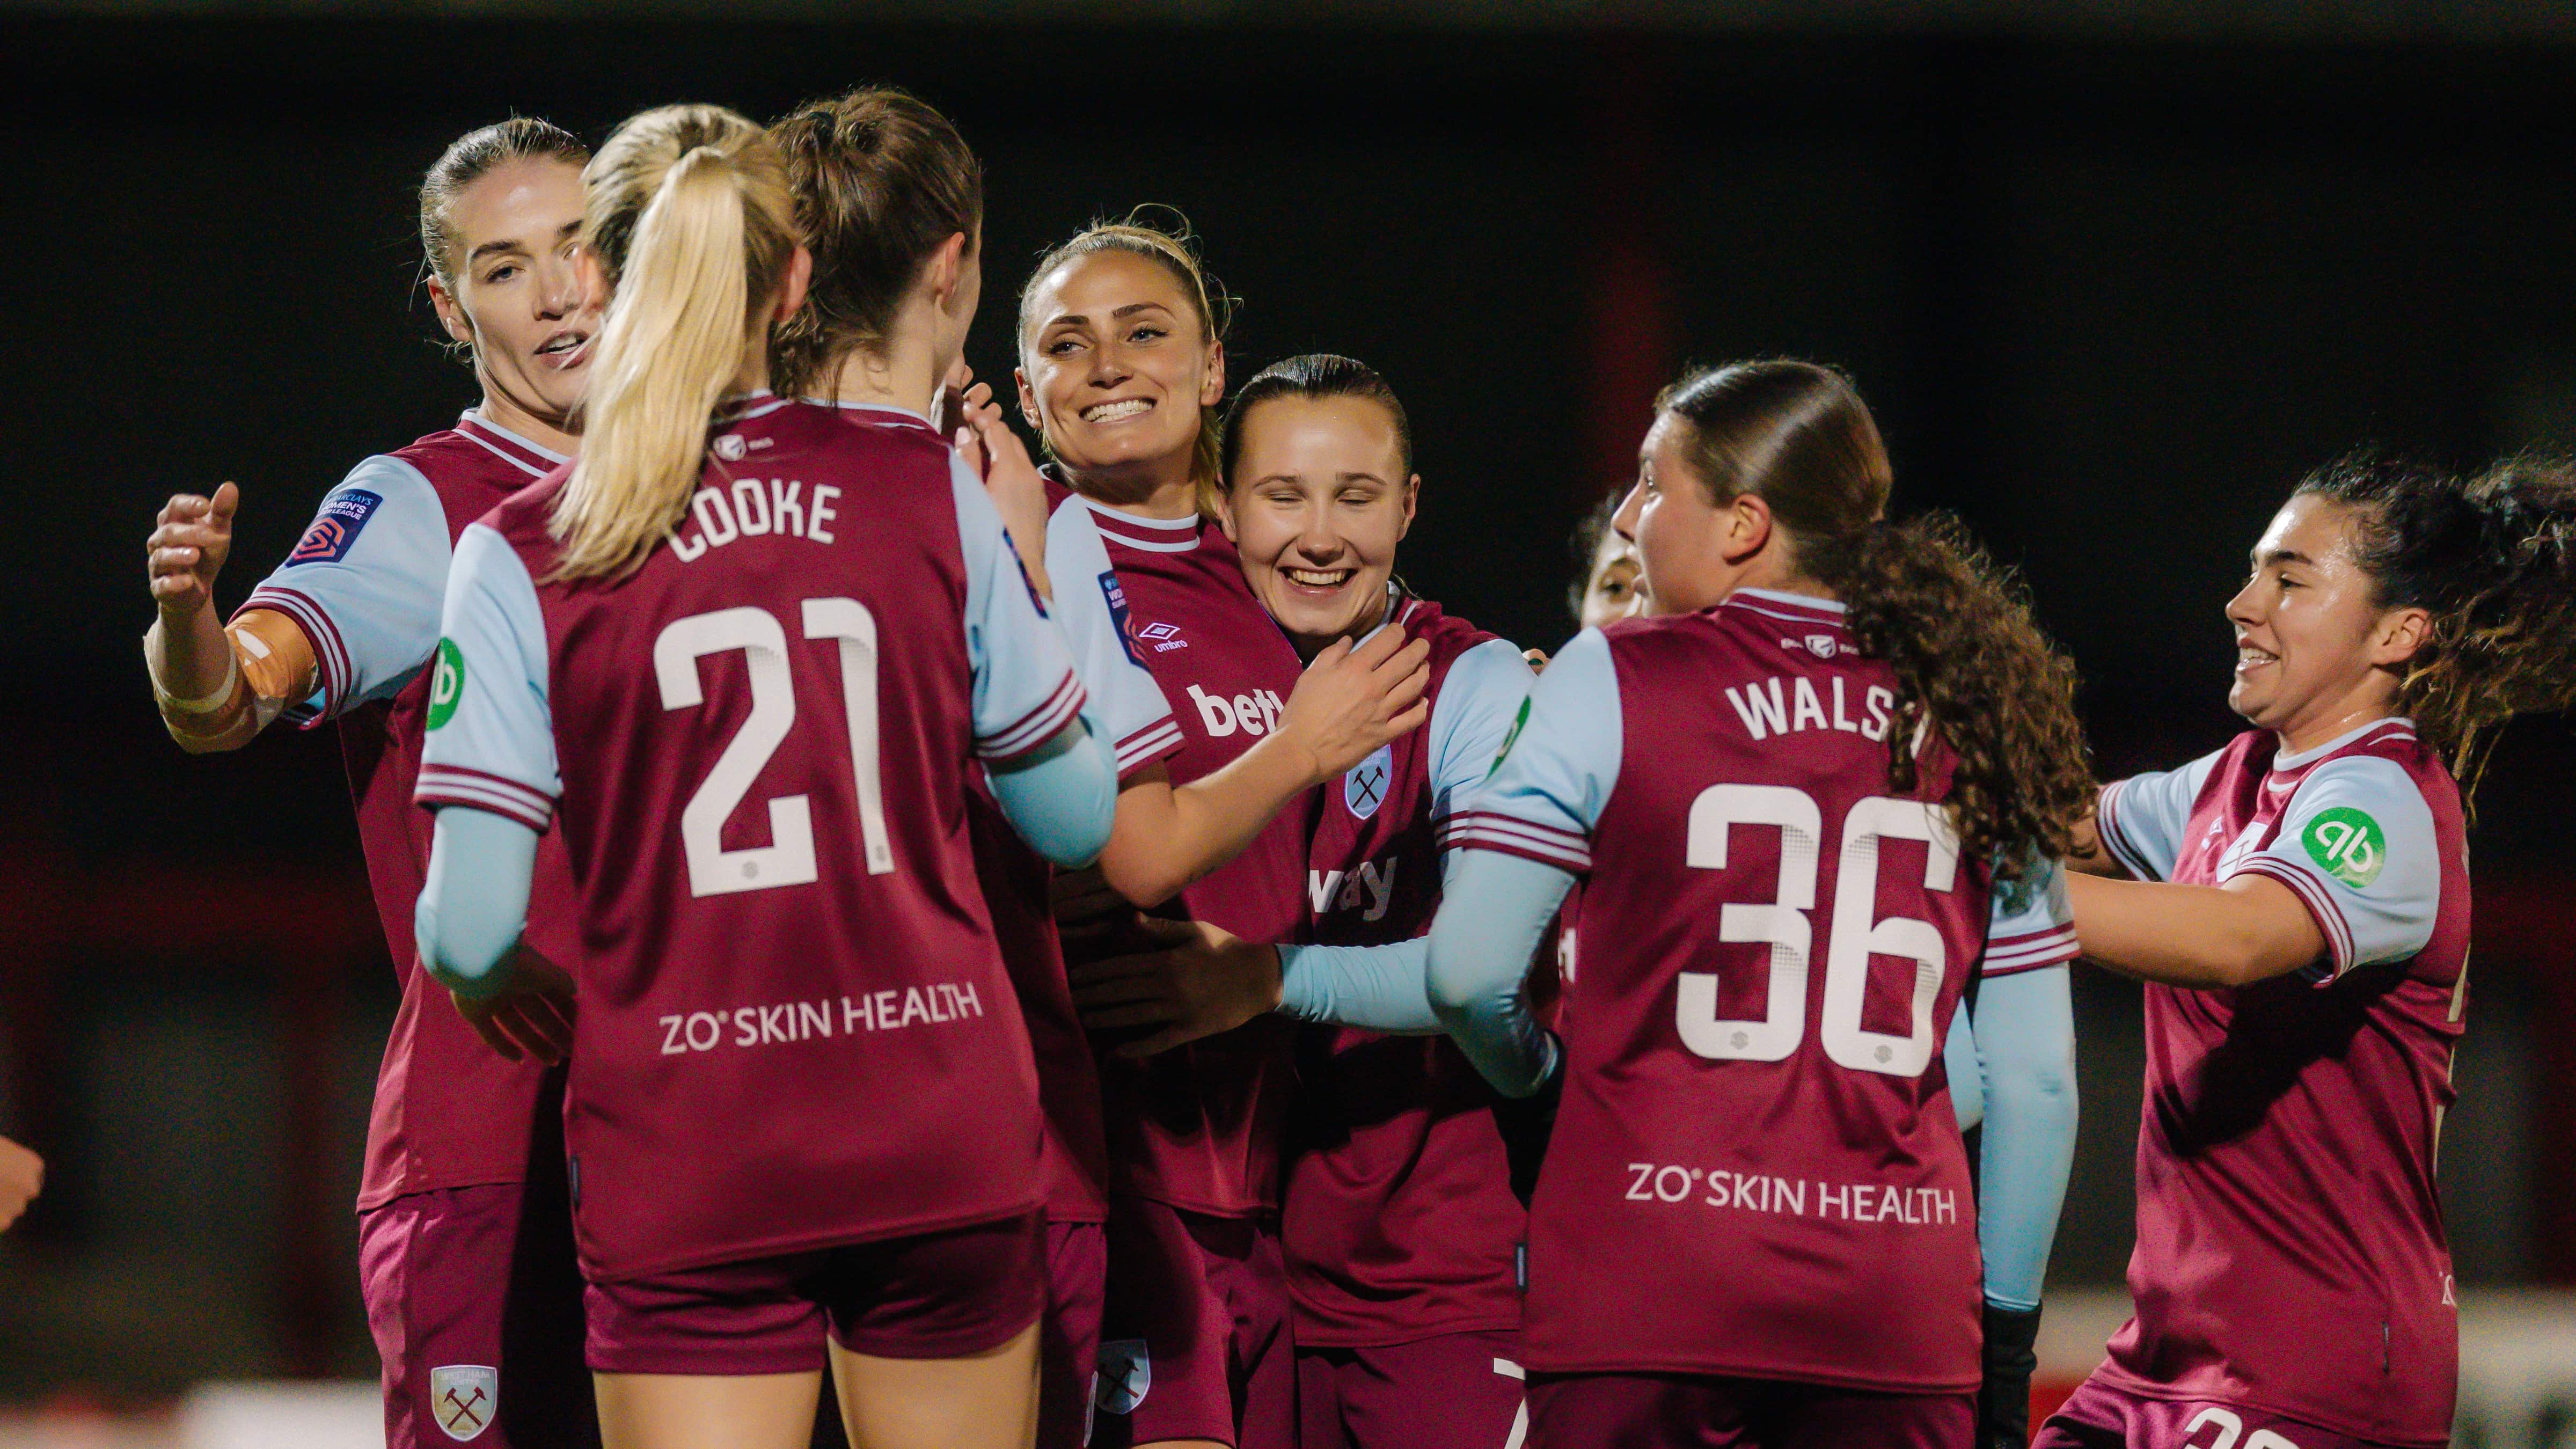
[1945, 999, 1983, 1133]
[1438, 626, 1622, 868]
[2095, 749, 2224, 882]
[414, 524, 559, 830]
[1427, 852, 1575, 1097]
[952, 457, 1090, 762]
[1043, 493, 1181, 776]
[1958, 965, 2077, 1311]
[414, 806, 538, 997]
[1277, 939, 1441, 1033]
[985, 723, 1118, 869]
[1982, 855, 2081, 978]
[2226, 755, 2443, 979]
[241, 455, 453, 724]
[1427, 638, 1539, 828]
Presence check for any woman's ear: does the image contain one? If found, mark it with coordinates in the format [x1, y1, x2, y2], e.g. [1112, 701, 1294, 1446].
[427, 273, 474, 348]
[1015, 365, 1042, 430]
[774, 244, 814, 324]
[2371, 605, 2434, 669]
[1201, 338, 1227, 407]
[1213, 488, 1239, 542]
[927, 231, 968, 308]
[1397, 473, 1421, 540]
[1721, 492, 1775, 565]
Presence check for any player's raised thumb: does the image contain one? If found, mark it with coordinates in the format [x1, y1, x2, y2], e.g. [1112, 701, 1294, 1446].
[208, 481, 240, 525]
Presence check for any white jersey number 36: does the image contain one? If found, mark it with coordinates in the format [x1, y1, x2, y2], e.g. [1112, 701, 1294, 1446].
[655, 600, 894, 898]
[1678, 784, 1957, 1078]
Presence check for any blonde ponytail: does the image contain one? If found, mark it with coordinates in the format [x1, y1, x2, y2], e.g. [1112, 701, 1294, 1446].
[552, 105, 796, 582]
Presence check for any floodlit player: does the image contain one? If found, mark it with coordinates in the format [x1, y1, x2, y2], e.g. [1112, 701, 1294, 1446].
[140, 119, 600, 1449]
[1425, 360, 2096, 1447]
[1072, 354, 1544, 1449]
[1014, 223, 1430, 1449]
[409, 104, 1114, 1449]
[2040, 455, 2576, 1449]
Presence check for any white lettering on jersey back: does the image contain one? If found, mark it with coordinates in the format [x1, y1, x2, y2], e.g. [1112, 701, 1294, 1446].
[1722, 674, 1893, 744]
[655, 980, 986, 1055]
[1306, 858, 1400, 922]
[1187, 683, 1284, 738]
[667, 480, 843, 562]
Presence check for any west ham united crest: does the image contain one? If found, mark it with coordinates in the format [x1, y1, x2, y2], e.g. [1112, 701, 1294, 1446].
[1345, 744, 1393, 821]
[430, 1364, 498, 1441]
[1094, 1338, 1151, 1415]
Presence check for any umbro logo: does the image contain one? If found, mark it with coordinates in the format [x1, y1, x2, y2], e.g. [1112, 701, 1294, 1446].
[1138, 621, 1186, 653]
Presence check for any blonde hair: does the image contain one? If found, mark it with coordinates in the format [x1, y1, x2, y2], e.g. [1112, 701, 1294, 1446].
[551, 105, 797, 582]
[1018, 210, 1233, 516]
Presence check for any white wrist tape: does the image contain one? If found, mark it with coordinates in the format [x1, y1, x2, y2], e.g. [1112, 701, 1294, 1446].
[145, 627, 241, 715]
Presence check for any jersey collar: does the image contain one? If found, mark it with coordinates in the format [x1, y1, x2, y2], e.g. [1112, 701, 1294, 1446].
[811, 398, 943, 442]
[715, 390, 793, 425]
[2270, 716, 2418, 774]
[1083, 497, 1206, 553]
[1721, 587, 1848, 627]
[456, 409, 570, 478]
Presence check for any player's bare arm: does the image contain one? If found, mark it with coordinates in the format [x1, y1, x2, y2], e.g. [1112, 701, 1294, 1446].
[0, 1133, 42, 1233]
[2066, 869, 2328, 989]
[143, 481, 319, 751]
[1091, 626, 1430, 908]
[2063, 807, 2125, 876]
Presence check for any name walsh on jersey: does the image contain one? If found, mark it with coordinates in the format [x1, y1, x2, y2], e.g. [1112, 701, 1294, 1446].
[1725, 672, 1896, 744]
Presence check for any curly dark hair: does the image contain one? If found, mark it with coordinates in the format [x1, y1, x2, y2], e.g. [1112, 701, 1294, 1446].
[1656, 361, 2093, 873]
[2295, 451, 2576, 795]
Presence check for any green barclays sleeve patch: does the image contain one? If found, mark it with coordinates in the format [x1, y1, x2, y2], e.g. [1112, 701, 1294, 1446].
[426, 638, 465, 730]
[2301, 806, 2386, 889]
[1487, 696, 1534, 779]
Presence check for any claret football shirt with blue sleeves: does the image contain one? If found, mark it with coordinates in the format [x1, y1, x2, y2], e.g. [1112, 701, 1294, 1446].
[417, 396, 1083, 1282]
[1285, 590, 1539, 1348]
[824, 402, 1183, 1228]
[1447, 588, 2077, 1393]
[235, 411, 581, 1213]
[2082, 717, 2469, 1447]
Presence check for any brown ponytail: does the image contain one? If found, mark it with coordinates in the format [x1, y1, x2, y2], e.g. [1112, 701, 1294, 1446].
[1657, 361, 2093, 872]
[2296, 451, 2576, 795]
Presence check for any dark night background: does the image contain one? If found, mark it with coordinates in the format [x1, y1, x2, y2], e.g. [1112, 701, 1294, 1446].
[1, 2, 2572, 1402]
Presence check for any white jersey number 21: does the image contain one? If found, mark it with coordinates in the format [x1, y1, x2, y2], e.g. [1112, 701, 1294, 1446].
[655, 599, 895, 898]
[1678, 784, 1957, 1078]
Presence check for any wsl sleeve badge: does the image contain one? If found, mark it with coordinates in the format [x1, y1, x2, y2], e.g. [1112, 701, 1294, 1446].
[286, 488, 383, 565]
[1344, 744, 1394, 821]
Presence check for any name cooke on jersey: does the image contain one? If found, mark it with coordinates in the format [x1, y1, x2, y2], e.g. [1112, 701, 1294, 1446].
[667, 478, 844, 562]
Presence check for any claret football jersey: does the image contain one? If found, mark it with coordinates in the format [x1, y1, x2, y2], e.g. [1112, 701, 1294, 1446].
[1448, 588, 2079, 1392]
[830, 409, 1185, 1227]
[239, 410, 582, 1211]
[418, 396, 1086, 1280]
[2089, 716, 2465, 1447]
[1286, 590, 1539, 1346]
[1066, 478, 1313, 1217]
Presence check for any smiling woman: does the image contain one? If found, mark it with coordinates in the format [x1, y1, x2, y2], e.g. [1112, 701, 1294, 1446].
[136, 117, 604, 1449]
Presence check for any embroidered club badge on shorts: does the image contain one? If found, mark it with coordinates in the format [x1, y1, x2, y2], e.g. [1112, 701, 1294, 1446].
[429, 1364, 497, 1441]
[1345, 744, 1393, 821]
[287, 488, 382, 565]
[1094, 1338, 1151, 1415]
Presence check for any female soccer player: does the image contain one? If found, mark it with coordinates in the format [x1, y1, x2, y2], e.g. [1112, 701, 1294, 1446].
[413, 104, 1115, 1449]
[1425, 360, 2094, 1448]
[2039, 455, 2576, 1449]
[1571, 493, 1648, 631]
[1221, 356, 1539, 1449]
[140, 118, 599, 1449]
[1016, 223, 1429, 1449]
